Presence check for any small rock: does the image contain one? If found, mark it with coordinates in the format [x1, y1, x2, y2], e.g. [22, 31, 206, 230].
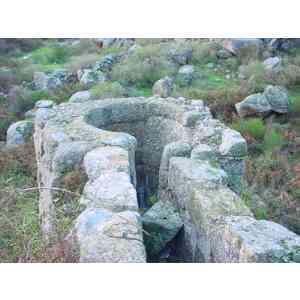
[219, 128, 247, 157]
[177, 65, 195, 86]
[152, 76, 174, 98]
[263, 56, 282, 71]
[35, 100, 54, 109]
[217, 49, 232, 59]
[79, 69, 106, 86]
[69, 90, 91, 103]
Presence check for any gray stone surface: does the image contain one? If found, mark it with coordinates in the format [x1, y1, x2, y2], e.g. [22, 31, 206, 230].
[152, 77, 174, 98]
[264, 85, 289, 114]
[34, 95, 300, 263]
[69, 90, 91, 103]
[177, 65, 195, 86]
[219, 129, 247, 157]
[142, 200, 183, 258]
[70, 208, 146, 263]
[83, 146, 130, 180]
[235, 85, 289, 117]
[263, 56, 282, 71]
[6, 120, 34, 147]
[80, 172, 138, 212]
[78, 69, 106, 86]
[235, 93, 271, 117]
[211, 216, 300, 262]
[35, 100, 55, 109]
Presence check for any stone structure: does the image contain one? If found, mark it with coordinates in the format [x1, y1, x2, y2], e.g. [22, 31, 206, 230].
[34, 96, 300, 263]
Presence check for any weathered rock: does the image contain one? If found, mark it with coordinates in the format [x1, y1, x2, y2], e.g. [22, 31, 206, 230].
[70, 208, 146, 263]
[93, 54, 121, 72]
[211, 216, 300, 262]
[263, 56, 282, 71]
[33, 70, 75, 91]
[236, 85, 289, 117]
[191, 144, 216, 161]
[33, 72, 50, 90]
[177, 65, 195, 86]
[80, 172, 138, 212]
[235, 93, 272, 117]
[6, 120, 34, 147]
[0, 141, 6, 151]
[78, 69, 106, 86]
[169, 44, 193, 65]
[69, 90, 91, 103]
[83, 146, 130, 180]
[219, 129, 247, 157]
[152, 76, 174, 97]
[263, 85, 289, 114]
[142, 200, 183, 258]
[34, 96, 300, 263]
[35, 100, 55, 109]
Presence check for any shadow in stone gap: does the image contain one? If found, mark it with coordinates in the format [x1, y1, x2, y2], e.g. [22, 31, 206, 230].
[136, 164, 152, 209]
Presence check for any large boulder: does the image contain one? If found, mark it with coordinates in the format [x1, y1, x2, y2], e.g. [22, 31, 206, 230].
[6, 120, 34, 147]
[69, 90, 91, 103]
[142, 200, 183, 259]
[235, 85, 289, 117]
[235, 93, 271, 117]
[152, 76, 174, 98]
[264, 85, 289, 114]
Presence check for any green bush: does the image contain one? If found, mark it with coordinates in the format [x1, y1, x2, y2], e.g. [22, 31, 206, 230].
[65, 53, 101, 72]
[190, 40, 219, 64]
[263, 129, 284, 152]
[111, 43, 176, 87]
[232, 118, 266, 141]
[31, 45, 70, 65]
[90, 82, 126, 99]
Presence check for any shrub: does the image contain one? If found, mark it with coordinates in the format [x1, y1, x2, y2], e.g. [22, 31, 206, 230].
[65, 53, 101, 73]
[241, 61, 267, 93]
[190, 40, 219, 64]
[31, 45, 70, 65]
[0, 68, 17, 93]
[7, 86, 50, 116]
[236, 43, 261, 64]
[232, 118, 266, 141]
[263, 129, 284, 152]
[90, 82, 126, 99]
[111, 43, 176, 87]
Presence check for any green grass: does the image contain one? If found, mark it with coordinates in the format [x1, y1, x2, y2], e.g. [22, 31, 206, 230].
[289, 85, 300, 113]
[0, 160, 42, 262]
[232, 118, 266, 141]
[263, 129, 284, 152]
[90, 82, 126, 99]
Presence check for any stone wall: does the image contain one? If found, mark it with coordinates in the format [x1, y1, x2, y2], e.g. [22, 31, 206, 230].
[34, 96, 300, 262]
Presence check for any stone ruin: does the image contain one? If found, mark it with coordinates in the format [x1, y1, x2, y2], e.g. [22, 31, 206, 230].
[34, 96, 300, 262]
